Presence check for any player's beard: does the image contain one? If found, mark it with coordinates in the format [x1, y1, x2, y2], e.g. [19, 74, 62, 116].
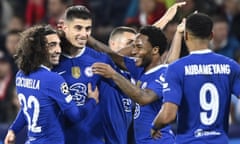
[139, 56, 151, 68]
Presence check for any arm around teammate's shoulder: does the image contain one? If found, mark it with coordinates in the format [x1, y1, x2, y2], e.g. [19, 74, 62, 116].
[88, 36, 127, 70]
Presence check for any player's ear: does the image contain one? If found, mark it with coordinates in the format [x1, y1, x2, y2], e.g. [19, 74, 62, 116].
[152, 47, 159, 55]
[209, 31, 213, 40]
[62, 22, 68, 32]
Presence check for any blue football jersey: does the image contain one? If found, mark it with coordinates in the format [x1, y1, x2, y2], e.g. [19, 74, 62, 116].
[99, 69, 133, 144]
[163, 50, 240, 144]
[53, 47, 112, 144]
[124, 57, 175, 144]
[12, 66, 94, 144]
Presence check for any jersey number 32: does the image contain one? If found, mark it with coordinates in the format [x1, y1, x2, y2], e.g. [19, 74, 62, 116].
[19, 93, 42, 133]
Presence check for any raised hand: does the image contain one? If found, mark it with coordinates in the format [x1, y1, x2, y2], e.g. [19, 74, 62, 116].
[177, 18, 186, 33]
[164, 1, 186, 22]
[153, 1, 186, 29]
[4, 130, 15, 144]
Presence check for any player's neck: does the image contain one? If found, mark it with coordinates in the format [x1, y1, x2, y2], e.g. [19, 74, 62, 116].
[42, 62, 53, 69]
[187, 39, 209, 52]
[68, 46, 84, 57]
[144, 56, 163, 72]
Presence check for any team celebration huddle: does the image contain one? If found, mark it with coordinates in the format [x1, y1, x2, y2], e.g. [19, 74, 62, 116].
[2, 0, 240, 144]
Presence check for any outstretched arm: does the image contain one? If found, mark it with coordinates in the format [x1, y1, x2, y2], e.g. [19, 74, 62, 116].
[164, 18, 186, 64]
[92, 62, 159, 105]
[117, 45, 134, 57]
[153, 2, 186, 29]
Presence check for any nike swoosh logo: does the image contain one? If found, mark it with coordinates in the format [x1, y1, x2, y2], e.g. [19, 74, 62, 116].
[58, 71, 66, 75]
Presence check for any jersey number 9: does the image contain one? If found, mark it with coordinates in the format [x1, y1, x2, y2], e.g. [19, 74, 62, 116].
[199, 83, 219, 125]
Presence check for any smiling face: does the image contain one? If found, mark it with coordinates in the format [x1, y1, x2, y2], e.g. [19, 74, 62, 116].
[63, 18, 92, 49]
[45, 34, 61, 66]
[131, 33, 153, 67]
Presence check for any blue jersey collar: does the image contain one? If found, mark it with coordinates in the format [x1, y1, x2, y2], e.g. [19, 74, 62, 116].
[190, 49, 212, 55]
[144, 64, 168, 75]
[62, 47, 86, 58]
[40, 65, 51, 71]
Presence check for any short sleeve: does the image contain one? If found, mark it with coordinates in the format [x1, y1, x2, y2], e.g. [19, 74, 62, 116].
[146, 70, 167, 99]
[163, 65, 183, 105]
[147, 80, 163, 99]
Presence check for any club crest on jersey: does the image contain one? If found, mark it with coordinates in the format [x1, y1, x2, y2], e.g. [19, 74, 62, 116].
[71, 66, 81, 79]
[84, 66, 93, 77]
[70, 83, 87, 106]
